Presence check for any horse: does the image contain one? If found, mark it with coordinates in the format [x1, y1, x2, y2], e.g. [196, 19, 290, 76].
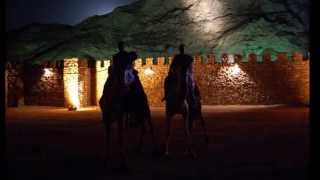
[163, 66, 208, 158]
[99, 61, 156, 168]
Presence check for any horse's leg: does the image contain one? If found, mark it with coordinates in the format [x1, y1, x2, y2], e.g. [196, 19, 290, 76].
[199, 115, 209, 144]
[165, 112, 172, 156]
[103, 113, 111, 167]
[183, 103, 196, 158]
[117, 114, 128, 169]
[182, 104, 191, 152]
[102, 111, 112, 167]
[124, 113, 129, 132]
[145, 110, 157, 152]
[105, 122, 111, 159]
[137, 115, 146, 152]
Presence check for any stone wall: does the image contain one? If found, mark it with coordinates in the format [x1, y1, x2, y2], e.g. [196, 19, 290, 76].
[6, 63, 24, 107]
[6, 52, 309, 108]
[23, 62, 65, 106]
[192, 53, 309, 105]
[97, 52, 309, 106]
[134, 57, 169, 106]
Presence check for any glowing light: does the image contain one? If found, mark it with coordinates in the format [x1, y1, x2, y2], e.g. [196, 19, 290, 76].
[64, 58, 80, 110]
[227, 64, 241, 77]
[218, 63, 243, 80]
[228, 54, 235, 64]
[185, 0, 225, 41]
[144, 67, 155, 76]
[96, 60, 110, 103]
[43, 68, 53, 77]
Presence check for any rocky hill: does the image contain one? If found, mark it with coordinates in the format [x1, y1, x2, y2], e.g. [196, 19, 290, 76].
[6, 0, 309, 63]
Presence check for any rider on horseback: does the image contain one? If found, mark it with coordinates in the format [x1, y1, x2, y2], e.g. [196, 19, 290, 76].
[100, 41, 131, 112]
[165, 44, 197, 110]
[99, 42, 156, 167]
[163, 44, 207, 157]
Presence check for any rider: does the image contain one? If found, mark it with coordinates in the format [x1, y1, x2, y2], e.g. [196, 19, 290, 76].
[167, 44, 196, 107]
[100, 41, 130, 111]
[109, 41, 130, 77]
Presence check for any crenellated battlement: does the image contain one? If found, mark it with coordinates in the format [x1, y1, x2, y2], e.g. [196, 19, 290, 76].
[93, 51, 308, 67]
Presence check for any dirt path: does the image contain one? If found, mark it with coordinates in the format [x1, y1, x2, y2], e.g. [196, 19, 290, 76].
[5, 105, 309, 180]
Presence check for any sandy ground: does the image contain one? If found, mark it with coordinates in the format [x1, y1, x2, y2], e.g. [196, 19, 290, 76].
[5, 105, 309, 180]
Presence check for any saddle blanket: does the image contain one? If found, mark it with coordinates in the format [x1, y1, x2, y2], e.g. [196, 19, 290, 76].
[124, 67, 135, 85]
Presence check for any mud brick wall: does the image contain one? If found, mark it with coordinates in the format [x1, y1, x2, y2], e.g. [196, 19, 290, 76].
[6, 63, 24, 107]
[22, 62, 65, 106]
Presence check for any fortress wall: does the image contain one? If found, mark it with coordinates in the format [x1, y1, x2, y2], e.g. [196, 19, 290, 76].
[6, 63, 25, 107]
[5, 52, 309, 107]
[130, 52, 309, 106]
[20, 61, 64, 106]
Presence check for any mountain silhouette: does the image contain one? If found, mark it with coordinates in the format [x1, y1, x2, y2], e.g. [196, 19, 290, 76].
[6, 0, 309, 63]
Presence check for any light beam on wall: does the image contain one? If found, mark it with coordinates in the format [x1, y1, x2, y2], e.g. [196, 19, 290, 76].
[144, 67, 155, 76]
[228, 63, 241, 77]
[96, 60, 110, 103]
[43, 68, 53, 77]
[219, 63, 243, 79]
[64, 58, 80, 110]
[228, 54, 235, 64]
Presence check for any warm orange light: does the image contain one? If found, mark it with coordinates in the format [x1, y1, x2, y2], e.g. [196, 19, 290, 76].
[144, 67, 155, 76]
[228, 64, 241, 77]
[43, 68, 53, 77]
[96, 60, 110, 103]
[64, 58, 80, 110]
[218, 63, 244, 80]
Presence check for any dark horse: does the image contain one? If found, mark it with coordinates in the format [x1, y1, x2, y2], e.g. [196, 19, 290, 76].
[99, 52, 156, 167]
[163, 53, 208, 158]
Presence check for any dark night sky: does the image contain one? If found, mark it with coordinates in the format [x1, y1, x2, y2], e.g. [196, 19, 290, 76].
[6, 0, 137, 31]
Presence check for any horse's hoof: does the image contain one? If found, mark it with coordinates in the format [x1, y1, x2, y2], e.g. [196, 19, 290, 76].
[103, 163, 112, 171]
[152, 147, 161, 157]
[205, 137, 209, 144]
[191, 151, 198, 159]
[118, 162, 131, 173]
[164, 151, 171, 159]
[133, 146, 143, 154]
[185, 149, 197, 159]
